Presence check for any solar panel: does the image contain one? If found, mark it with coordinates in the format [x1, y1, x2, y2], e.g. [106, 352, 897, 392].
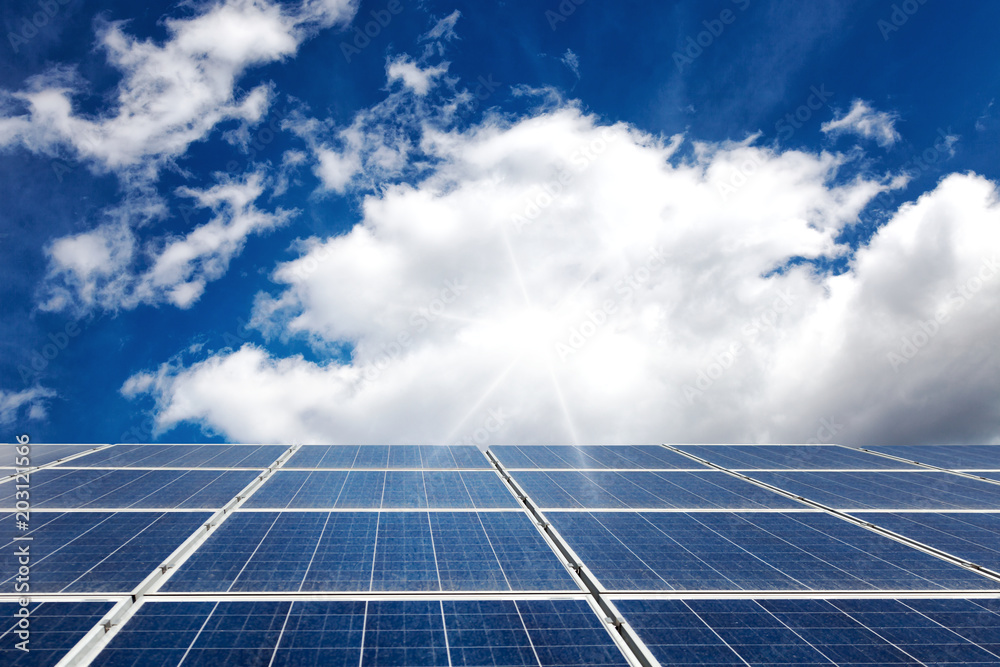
[491, 445, 702, 469]
[676, 444, 919, 469]
[510, 470, 803, 509]
[0, 443, 105, 468]
[852, 512, 1000, 573]
[0, 601, 114, 666]
[615, 597, 1000, 666]
[866, 444, 1000, 469]
[286, 445, 491, 469]
[93, 598, 629, 666]
[162, 511, 578, 593]
[4, 441, 999, 665]
[59, 444, 286, 468]
[744, 470, 1000, 509]
[0, 468, 257, 509]
[0, 511, 210, 592]
[546, 510, 997, 591]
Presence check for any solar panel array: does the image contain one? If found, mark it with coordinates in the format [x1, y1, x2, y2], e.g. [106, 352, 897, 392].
[0, 442, 997, 665]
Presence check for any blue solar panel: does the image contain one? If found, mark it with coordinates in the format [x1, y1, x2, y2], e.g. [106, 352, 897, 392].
[548, 511, 997, 591]
[676, 444, 918, 469]
[245, 470, 518, 509]
[60, 444, 285, 468]
[164, 511, 577, 592]
[287, 445, 490, 469]
[853, 512, 1000, 573]
[92, 599, 628, 666]
[0, 469, 256, 509]
[0, 444, 104, 468]
[509, 470, 803, 509]
[491, 445, 700, 469]
[0, 511, 209, 592]
[867, 445, 1000, 469]
[0, 601, 114, 666]
[616, 598, 1000, 666]
[746, 471, 1000, 509]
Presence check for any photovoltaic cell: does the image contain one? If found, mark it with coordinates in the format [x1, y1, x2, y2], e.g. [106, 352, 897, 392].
[490, 445, 702, 469]
[509, 470, 803, 509]
[746, 470, 1000, 509]
[94, 599, 628, 666]
[0, 468, 257, 509]
[58, 444, 285, 468]
[852, 512, 1000, 573]
[246, 470, 518, 509]
[676, 444, 918, 470]
[616, 598, 1000, 666]
[0, 511, 210, 593]
[547, 511, 997, 591]
[867, 445, 1000, 469]
[0, 601, 114, 666]
[163, 511, 578, 593]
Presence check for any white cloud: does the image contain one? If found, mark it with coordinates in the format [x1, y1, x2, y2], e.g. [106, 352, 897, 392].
[822, 99, 901, 147]
[422, 10, 461, 43]
[561, 49, 581, 79]
[124, 103, 1000, 446]
[0, 387, 56, 426]
[386, 55, 449, 96]
[40, 172, 293, 311]
[0, 0, 357, 180]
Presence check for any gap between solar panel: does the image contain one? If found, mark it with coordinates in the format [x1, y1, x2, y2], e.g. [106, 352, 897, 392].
[485, 449, 660, 667]
[661, 445, 1000, 587]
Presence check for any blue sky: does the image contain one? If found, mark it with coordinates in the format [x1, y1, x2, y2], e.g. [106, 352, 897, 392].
[2, 0, 999, 446]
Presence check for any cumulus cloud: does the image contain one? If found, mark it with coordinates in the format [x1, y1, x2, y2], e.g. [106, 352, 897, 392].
[0, 386, 56, 425]
[40, 172, 293, 312]
[0, 0, 357, 180]
[123, 100, 1000, 447]
[822, 99, 902, 147]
